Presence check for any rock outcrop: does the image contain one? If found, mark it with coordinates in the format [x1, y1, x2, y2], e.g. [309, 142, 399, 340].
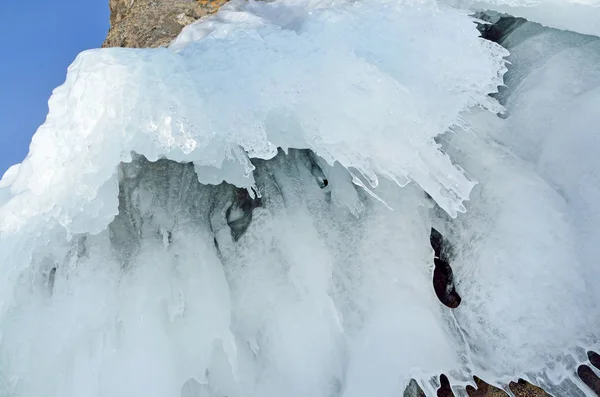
[103, 0, 228, 48]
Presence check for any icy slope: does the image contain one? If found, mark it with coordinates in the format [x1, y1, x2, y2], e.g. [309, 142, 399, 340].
[0, 0, 599, 397]
[433, 18, 600, 393]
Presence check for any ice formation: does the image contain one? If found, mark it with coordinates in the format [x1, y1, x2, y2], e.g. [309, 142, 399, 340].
[0, 0, 599, 396]
[444, 0, 600, 36]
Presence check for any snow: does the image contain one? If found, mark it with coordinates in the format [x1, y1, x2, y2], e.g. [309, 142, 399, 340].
[0, 0, 599, 397]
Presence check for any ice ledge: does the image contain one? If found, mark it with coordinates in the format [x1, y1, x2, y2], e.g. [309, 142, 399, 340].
[0, 0, 507, 235]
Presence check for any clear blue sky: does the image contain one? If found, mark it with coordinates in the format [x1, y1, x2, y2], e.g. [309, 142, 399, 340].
[0, 1, 109, 176]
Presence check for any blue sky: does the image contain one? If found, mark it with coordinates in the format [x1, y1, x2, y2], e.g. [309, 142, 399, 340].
[0, 1, 109, 176]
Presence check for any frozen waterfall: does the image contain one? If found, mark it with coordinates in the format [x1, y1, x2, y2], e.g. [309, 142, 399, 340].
[0, 0, 599, 396]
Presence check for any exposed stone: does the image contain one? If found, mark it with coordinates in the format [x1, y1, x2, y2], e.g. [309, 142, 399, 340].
[103, 0, 228, 48]
[589, 351, 600, 370]
[577, 365, 600, 396]
[436, 376, 551, 397]
[466, 376, 508, 397]
[403, 379, 426, 397]
[437, 374, 455, 397]
[508, 379, 552, 397]
[430, 228, 462, 308]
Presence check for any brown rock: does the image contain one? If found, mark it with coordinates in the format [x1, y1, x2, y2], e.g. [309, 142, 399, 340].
[509, 379, 551, 397]
[463, 377, 551, 397]
[103, 0, 229, 48]
[437, 376, 550, 397]
[466, 376, 508, 397]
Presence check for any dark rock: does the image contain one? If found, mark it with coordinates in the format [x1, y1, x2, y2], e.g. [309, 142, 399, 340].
[437, 374, 454, 397]
[430, 228, 462, 308]
[226, 188, 262, 241]
[403, 379, 426, 397]
[477, 14, 527, 45]
[577, 365, 600, 396]
[588, 351, 600, 370]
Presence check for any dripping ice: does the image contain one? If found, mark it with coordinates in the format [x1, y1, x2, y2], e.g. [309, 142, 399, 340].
[0, 0, 599, 396]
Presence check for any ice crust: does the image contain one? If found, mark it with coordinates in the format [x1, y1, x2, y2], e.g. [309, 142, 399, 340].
[433, 20, 600, 391]
[0, 0, 507, 238]
[444, 0, 600, 37]
[1, 1, 600, 397]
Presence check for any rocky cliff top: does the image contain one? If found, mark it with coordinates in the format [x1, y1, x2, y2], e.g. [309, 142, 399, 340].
[103, 0, 227, 48]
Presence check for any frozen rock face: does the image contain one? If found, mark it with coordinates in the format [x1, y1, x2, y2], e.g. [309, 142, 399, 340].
[103, 0, 228, 48]
[1, 1, 600, 397]
[435, 14, 600, 396]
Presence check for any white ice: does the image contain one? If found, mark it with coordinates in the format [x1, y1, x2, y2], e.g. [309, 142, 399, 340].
[434, 19, 600, 392]
[0, 0, 599, 397]
[0, 0, 506, 238]
[444, 0, 600, 37]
